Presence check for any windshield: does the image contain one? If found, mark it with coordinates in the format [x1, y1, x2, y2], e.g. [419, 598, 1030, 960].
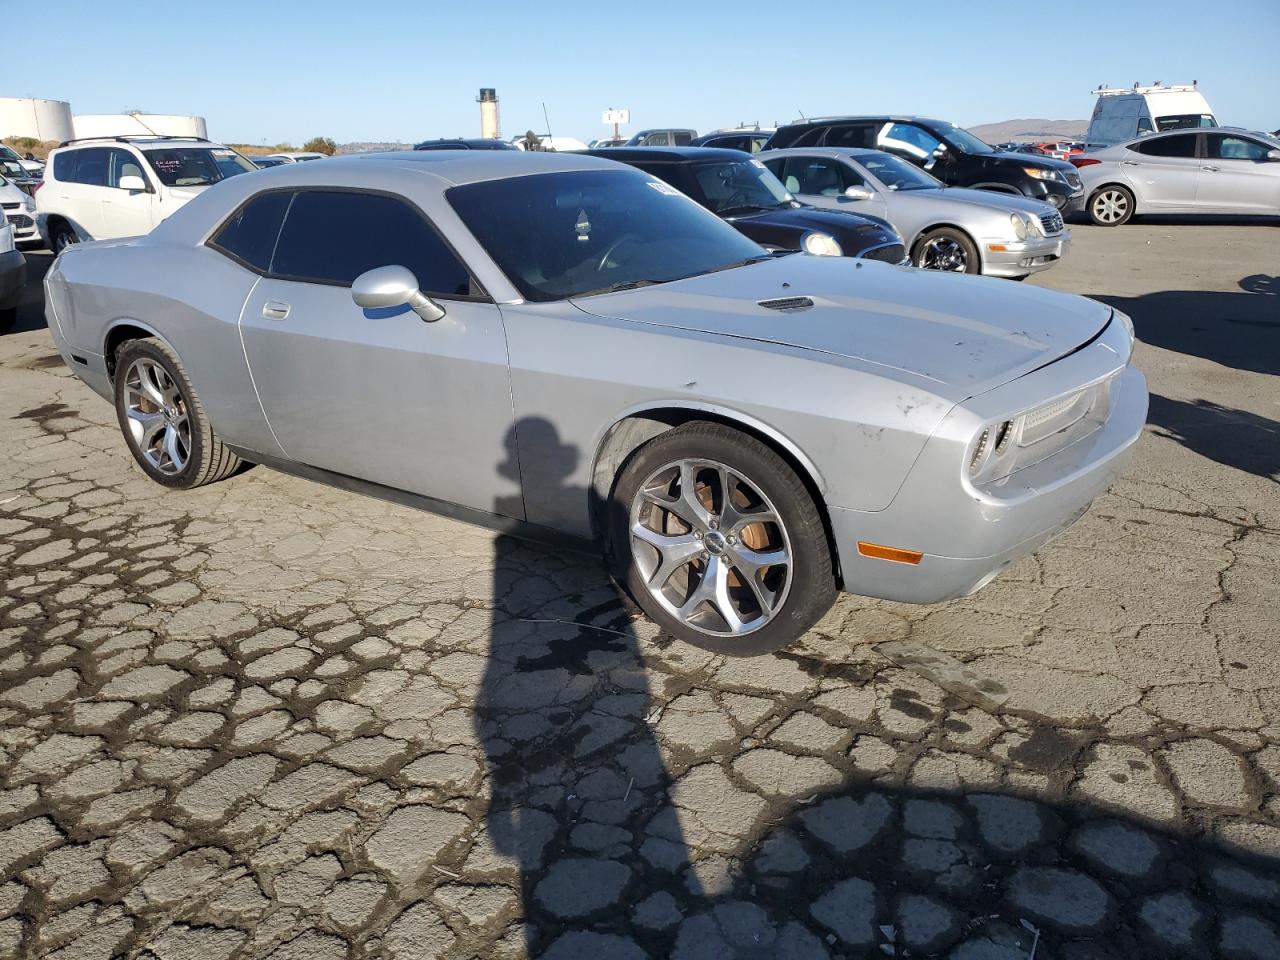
[1156, 114, 1217, 131]
[144, 147, 257, 186]
[690, 159, 792, 215]
[448, 169, 767, 302]
[934, 122, 995, 155]
[859, 152, 939, 191]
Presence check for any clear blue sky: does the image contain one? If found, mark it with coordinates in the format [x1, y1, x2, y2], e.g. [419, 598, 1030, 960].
[18, 0, 1279, 145]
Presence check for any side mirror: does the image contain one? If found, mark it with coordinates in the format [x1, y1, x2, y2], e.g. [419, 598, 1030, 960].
[1267, 149, 1280, 162]
[351, 265, 446, 322]
[118, 175, 147, 192]
[842, 185, 874, 201]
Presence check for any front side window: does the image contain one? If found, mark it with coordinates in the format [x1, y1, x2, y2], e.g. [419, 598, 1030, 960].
[859, 152, 940, 191]
[270, 190, 475, 296]
[879, 123, 947, 164]
[107, 149, 148, 189]
[672, 132, 693, 146]
[1206, 135, 1270, 162]
[447, 169, 766, 302]
[210, 190, 292, 272]
[144, 147, 257, 187]
[1135, 134, 1197, 158]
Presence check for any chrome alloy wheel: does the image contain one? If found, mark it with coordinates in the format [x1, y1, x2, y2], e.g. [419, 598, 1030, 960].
[122, 358, 190, 475]
[1091, 189, 1130, 224]
[629, 458, 792, 637]
[918, 236, 968, 271]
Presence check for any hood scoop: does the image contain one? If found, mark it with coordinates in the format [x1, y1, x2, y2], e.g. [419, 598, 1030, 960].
[757, 296, 814, 312]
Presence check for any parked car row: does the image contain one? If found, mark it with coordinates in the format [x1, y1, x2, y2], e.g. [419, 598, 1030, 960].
[44, 150, 1148, 654]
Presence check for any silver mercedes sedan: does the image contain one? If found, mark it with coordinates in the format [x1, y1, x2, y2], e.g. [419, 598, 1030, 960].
[43, 151, 1147, 656]
[760, 147, 1071, 279]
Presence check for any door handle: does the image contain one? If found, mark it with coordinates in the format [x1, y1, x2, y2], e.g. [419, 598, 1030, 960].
[1121, 160, 1141, 166]
[261, 301, 291, 320]
[1200, 165, 1220, 172]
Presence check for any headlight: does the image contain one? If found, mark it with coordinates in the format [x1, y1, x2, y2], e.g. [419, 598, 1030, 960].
[1009, 213, 1027, 241]
[1022, 166, 1061, 182]
[802, 231, 842, 257]
[1115, 308, 1135, 342]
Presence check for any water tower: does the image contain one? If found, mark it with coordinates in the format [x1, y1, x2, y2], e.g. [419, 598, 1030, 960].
[477, 88, 500, 140]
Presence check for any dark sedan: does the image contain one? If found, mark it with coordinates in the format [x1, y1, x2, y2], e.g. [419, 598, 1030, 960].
[413, 139, 519, 151]
[581, 147, 906, 263]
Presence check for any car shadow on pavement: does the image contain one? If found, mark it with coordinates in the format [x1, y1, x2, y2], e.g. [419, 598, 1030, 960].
[1147, 394, 1280, 484]
[477, 421, 1280, 959]
[1096, 278, 1280, 378]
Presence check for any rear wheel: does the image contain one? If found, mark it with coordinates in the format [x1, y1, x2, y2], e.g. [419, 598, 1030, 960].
[112, 337, 241, 489]
[1088, 185, 1134, 226]
[610, 422, 835, 656]
[49, 221, 79, 254]
[913, 228, 980, 274]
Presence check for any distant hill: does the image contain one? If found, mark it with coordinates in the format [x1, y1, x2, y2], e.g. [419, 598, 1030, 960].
[337, 141, 414, 155]
[969, 119, 1088, 143]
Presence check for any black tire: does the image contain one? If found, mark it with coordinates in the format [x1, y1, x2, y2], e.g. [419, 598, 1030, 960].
[112, 337, 241, 489]
[912, 227, 981, 274]
[609, 421, 836, 656]
[1087, 185, 1135, 226]
[50, 221, 79, 254]
[0, 307, 14, 334]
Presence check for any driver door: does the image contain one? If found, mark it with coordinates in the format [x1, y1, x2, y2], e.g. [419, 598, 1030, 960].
[237, 188, 520, 517]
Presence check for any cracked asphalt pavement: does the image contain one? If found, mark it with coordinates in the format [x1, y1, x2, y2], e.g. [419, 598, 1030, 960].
[1, 221, 1278, 960]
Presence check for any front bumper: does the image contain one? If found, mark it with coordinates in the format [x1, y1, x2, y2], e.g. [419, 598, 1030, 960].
[4, 210, 38, 244]
[982, 230, 1071, 278]
[0, 249, 26, 310]
[828, 319, 1147, 604]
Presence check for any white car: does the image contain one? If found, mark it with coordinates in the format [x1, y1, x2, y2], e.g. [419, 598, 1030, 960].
[1076, 129, 1280, 226]
[36, 136, 258, 252]
[264, 152, 328, 163]
[0, 172, 39, 247]
[0, 144, 42, 177]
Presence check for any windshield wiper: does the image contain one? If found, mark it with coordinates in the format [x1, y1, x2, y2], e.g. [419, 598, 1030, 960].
[717, 203, 780, 217]
[574, 278, 664, 298]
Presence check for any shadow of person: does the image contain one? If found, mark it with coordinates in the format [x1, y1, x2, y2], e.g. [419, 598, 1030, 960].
[1147, 394, 1280, 482]
[480, 418, 698, 954]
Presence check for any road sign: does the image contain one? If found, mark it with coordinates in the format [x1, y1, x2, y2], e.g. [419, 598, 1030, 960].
[602, 109, 630, 125]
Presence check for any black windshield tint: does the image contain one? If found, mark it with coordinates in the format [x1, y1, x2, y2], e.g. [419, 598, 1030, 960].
[447, 169, 765, 302]
[211, 191, 291, 272]
[144, 148, 256, 186]
[934, 122, 995, 155]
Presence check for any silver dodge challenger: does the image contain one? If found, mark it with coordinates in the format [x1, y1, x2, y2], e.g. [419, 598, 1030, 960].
[44, 151, 1148, 655]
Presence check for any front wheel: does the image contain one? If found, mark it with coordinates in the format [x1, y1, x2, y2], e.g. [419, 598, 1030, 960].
[1088, 185, 1135, 226]
[912, 228, 980, 274]
[610, 422, 835, 656]
[113, 337, 242, 489]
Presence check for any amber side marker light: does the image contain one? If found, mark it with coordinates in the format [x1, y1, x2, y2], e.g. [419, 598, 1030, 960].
[857, 541, 924, 565]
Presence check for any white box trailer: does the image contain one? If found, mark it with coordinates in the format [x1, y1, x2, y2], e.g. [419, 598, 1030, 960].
[1085, 84, 1216, 148]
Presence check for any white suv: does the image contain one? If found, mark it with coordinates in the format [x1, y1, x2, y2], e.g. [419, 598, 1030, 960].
[37, 136, 258, 253]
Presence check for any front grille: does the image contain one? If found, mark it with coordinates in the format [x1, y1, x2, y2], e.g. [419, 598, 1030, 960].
[1040, 212, 1064, 235]
[1065, 172, 1082, 190]
[758, 296, 814, 311]
[6, 214, 33, 229]
[0, 202, 19, 211]
[862, 242, 907, 265]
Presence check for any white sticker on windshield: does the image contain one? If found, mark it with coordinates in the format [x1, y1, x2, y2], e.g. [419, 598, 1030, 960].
[647, 180, 681, 196]
[212, 149, 234, 157]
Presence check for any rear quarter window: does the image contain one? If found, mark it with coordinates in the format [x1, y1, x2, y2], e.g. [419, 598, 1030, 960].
[52, 151, 78, 182]
[210, 190, 292, 272]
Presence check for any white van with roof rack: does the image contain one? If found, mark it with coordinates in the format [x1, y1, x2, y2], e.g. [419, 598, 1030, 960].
[36, 135, 258, 253]
[1085, 83, 1216, 149]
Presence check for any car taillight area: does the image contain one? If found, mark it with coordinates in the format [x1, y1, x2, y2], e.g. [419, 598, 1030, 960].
[1070, 158, 1101, 168]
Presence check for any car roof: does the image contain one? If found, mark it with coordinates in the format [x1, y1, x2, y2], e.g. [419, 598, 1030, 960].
[780, 115, 947, 128]
[761, 146, 886, 160]
[332, 149, 623, 184]
[580, 146, 755, 163]
[57, 137, 220, 151]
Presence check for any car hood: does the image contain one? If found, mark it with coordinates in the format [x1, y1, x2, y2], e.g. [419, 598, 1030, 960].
[731, 205, 901, 241]
[572, 255, 1111, 402]
[921, 186, 1057, 217]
